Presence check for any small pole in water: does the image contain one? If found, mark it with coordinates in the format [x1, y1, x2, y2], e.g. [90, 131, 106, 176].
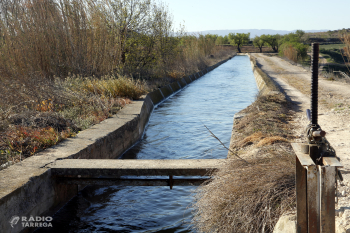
[169, 175, 174, 189]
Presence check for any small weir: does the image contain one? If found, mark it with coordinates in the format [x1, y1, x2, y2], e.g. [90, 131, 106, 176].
[36, 55, 258, 232]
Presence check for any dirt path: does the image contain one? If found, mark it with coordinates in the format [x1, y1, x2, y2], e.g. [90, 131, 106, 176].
[252, 53, 350, 229]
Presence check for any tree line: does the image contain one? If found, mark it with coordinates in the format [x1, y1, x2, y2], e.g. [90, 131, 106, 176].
[214, 30, 308, 62]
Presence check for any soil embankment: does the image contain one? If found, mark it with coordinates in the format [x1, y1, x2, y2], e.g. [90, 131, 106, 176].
[253, 53, 350, 232]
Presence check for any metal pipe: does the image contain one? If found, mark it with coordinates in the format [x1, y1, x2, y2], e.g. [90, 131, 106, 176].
[312, 130, 326, 137]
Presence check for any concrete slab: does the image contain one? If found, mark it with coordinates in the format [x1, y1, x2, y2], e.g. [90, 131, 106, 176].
[57, 177, 209, 186]
[50, 159, 226, 177]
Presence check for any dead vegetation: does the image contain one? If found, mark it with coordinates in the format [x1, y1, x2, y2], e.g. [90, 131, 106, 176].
[0, 0, 235, 166]
[192, 56, 297, 232]
[0, 75, 140, 165]
[232, 94, 295, 149]
[192, 154, 295, 233]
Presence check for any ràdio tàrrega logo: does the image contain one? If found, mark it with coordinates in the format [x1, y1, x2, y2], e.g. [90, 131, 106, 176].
[9, 215, 53, 228]
[9, 216, 20, 228]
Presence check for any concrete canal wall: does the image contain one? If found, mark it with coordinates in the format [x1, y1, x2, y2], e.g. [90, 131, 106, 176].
[247, 54, 279, 95]
[0, 58, 232, 233]
[228, 54, 281, 158]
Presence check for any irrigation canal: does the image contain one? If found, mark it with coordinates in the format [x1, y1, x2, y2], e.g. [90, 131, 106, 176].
[36, 55, 258, 232]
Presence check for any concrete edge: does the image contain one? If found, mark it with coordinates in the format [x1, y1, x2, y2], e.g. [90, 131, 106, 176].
[148, 89, 164, 105]
[159, 85, 174, 99]
[248, 54, 276, 96]
[170, 82, 181, 93]
[184, 76, 192, 84]
[227, 54, 281, 158]
[178, 78, 187, 88]
[0, 56, 234, 233]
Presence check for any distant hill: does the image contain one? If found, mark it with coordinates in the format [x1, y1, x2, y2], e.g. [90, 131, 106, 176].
[191, 29, 329, 38]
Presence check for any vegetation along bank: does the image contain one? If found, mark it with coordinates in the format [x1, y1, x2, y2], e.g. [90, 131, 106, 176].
[0, 0, 235, 168]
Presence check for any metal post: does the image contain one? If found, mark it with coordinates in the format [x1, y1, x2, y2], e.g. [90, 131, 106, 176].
[311, 43, 319, 126]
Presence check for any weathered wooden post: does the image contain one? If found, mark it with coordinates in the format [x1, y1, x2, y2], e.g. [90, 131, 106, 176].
[293, 43, 343, 233]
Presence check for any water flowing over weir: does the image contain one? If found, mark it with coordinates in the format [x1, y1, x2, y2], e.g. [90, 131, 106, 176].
[37, 56, 258, 233]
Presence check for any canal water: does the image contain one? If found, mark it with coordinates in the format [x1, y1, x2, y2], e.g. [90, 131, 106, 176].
[37, 55, 258, 233]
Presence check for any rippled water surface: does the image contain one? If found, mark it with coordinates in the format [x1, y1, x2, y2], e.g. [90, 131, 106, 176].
[38, 56, 258, 233]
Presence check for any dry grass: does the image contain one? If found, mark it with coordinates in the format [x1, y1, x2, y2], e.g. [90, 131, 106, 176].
[282, 45, 298, 63]
[192, 154, 295, 233]
[62, 75, 146, 100]
[256, 136, 288, 147]
[192, 89, 297, 232]
[0, 73, 141, 165]
[233, 94, 295, 143]
[237, 132, 266, 147]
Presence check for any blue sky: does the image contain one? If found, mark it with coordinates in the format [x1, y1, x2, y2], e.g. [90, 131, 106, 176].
[162, 0, 350, 32]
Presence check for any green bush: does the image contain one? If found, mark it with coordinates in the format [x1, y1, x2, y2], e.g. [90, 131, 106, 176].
[278, 32, 309, 62]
